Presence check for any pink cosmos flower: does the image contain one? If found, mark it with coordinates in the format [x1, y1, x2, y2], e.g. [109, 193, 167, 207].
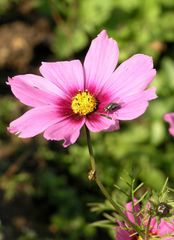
[164, 113, 174, 137]
[8, 30, 157, 147]
[116, 200, 174, 240]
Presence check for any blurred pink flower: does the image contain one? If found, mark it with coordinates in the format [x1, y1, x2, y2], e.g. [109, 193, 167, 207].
[8, 30, 157, 147]
[116, 200, 174, 240]
[164, 113, 174, 137]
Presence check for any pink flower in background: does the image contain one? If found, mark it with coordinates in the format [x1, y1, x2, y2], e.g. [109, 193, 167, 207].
[116, 200, 174, 240]
[8, 30, 157, 147]
[164, 113, 174, 137]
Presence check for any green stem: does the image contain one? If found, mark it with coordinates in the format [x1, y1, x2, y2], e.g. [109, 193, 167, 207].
[145, 213, 152, 240]
[85, 125, 96, 172]
[131, 179, 140, 226]
[85, 127, 145, 238]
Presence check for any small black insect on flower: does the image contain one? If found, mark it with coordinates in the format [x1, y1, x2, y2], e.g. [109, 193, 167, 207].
[104, 102, 121, 113]
[156, 202, 172, 217]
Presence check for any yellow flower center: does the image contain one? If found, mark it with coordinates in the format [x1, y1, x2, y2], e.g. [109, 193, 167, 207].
[137, 237, 160, 240]
[71, 90, 97, 116]
[137, 237, 143, 240]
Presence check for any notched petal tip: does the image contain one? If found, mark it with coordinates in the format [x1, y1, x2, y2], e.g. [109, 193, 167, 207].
[97, 29, 118, 43]
[40, 61, 50, 69]
[6, 76, 13, 85]
[44, 132, 78, 148]
[164, 113, 174, 137]
[148, 86, 158, 100]
[152, 68, 157, 77]
[8, 122, 26, 138]
[130, 53, 155, 70]
[62, 139, 72, 148]
[43, 134, 70, 148]
[97, 29, 107, 38]
[7, 125, 20, 137]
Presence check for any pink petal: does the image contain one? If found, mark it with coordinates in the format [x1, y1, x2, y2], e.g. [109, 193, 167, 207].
[164, 113, 174, 136]
[104, 54, 156, 99]
[125, 200, 141, 225]
[84, 30, 119, 93]
[40, 60, 84, 96]
[8, 106, 61, 138]
[150, 218, 174, 236]
[115, 87, 157, 120]
[164, 238, 174, 240]
[8, 74, 63, 107]
[43, 117, 85, 147]
[85, 113, 119, 132]
[158, 220, 174, 236]
[116, 227, 135, 240]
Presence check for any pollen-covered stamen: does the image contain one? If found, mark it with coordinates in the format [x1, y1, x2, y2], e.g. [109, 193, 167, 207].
[71, 90, 97, 116]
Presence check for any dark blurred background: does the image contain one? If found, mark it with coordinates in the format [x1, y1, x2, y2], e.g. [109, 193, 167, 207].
[0, 0, 174, 239]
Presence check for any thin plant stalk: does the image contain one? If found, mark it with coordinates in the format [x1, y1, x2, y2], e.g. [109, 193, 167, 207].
[145, 212, 152, 240]
[85, 126, 145, 238]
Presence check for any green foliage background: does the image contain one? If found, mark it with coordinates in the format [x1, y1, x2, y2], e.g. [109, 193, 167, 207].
[0, 0, 174, 239]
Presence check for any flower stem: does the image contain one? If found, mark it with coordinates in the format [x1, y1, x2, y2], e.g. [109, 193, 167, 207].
[85, 125, 96, 172]
[145, 213, 152, 240]
[85, 126, 145, 238]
